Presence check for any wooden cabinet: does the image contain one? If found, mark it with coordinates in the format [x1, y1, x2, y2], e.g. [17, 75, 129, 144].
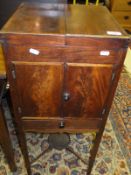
[0, 3, 129, 175]
[111, 0, 131, 11]
[111, 0, 131, 33]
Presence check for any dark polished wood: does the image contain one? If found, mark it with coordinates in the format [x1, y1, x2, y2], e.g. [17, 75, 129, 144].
[0, 2, 128, 36]
[13, 61, 64, 117]
[66, 4, 127, 36]
[0, 79, 16, 172]
[63, 63, 113, 118]
[1, 3, 66, 35]
[0, 3, 129, 175]
[22, 117, 101, 133]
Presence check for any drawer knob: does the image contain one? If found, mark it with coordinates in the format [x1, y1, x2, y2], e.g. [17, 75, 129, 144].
[127, 1, 131, 5]
[59, 121, 65, 128]
[124, 16, 129, 20]
[63, 92, 70, 101]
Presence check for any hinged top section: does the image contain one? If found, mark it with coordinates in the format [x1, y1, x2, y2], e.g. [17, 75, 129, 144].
[65, 4, 128, 38]
[0, 2, 129, 39]
[1, 3, 66, 36]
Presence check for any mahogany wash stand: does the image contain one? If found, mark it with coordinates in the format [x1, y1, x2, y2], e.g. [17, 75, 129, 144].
[0, 3, 129, 175]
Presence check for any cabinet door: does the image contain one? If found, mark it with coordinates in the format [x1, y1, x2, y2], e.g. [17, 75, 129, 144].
[13, 62, 64, 118]
[63, 63, 113, 118]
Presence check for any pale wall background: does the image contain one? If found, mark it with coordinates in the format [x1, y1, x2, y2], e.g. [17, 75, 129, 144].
[125, 48, 131, 74]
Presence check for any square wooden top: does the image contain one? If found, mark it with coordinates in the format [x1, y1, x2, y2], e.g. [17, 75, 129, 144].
[0, 2, 129, 39]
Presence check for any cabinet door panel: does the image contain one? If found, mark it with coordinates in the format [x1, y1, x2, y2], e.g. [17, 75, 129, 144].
[63, 63, 113, 118]
[13, 61, 64, 118]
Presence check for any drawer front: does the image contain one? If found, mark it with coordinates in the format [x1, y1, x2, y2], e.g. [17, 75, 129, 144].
[7, 45, 122, 64]
[7, 45, 64, 62]
[65, 47, 123, 64]
[65, 37, 128, 49]
[5, 34, 65, 46]
[112, 0, 131, 11]
[22, 118, 102, 132]
[112, 11, 131, 27]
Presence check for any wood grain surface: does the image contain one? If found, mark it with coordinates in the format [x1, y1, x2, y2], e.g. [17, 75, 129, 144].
[0, 45, 6, 77]
[1, 3, 66, 35]
[22, 117, 102, 133]
[13, 61, 64, 118]
[0, 3, 128, 38]
[66, 4, 127, 36]
[63, 63, 113, 118]
[111, 0, 131, 11]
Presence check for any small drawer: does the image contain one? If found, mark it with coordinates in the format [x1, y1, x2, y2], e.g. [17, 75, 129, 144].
[65, 37, 128, 49]
[7, 45, 64, 62]
[65, 47, 122, 64]
[7, 45, 125, 64]
[112, 0, 131, 11]
[112, 11, 131, 27]
[22, 117, 102, 133]
[5, 34, 65, 46]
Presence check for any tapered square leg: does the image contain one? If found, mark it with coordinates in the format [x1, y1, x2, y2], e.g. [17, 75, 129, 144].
[17, 129, 32, 175]
[0, 103, 16, 172]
